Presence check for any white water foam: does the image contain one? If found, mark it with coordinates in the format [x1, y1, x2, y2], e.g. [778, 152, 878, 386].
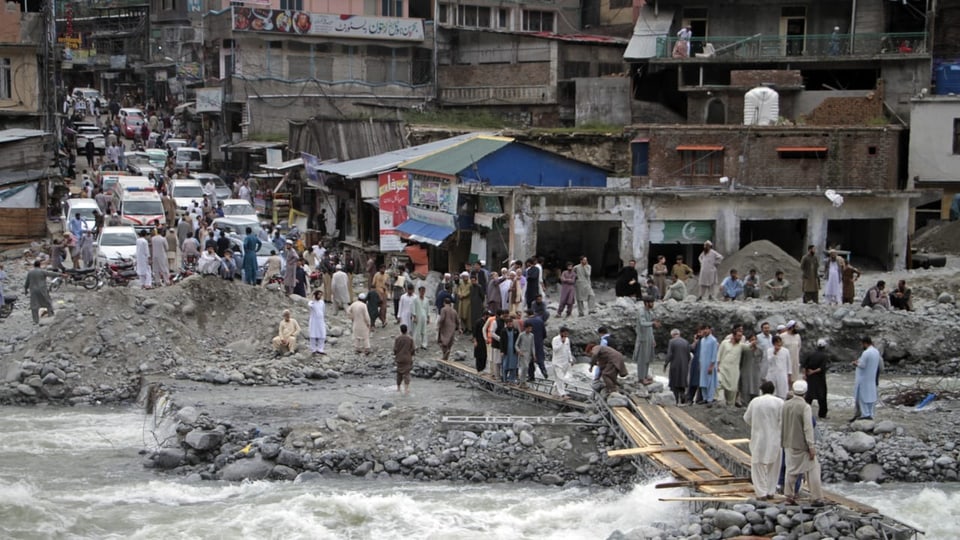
[837, 483, 960, 540]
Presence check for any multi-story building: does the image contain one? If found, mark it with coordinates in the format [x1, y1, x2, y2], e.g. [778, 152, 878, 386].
[0, 3, 44, 130]
[202, 0, 433, 141]
[55, 1, 151, 102]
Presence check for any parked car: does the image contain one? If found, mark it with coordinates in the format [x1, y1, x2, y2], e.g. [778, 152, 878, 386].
[190, 172, 230, 200]
[168, 178, 205, 213]
[96, 225, 138, 265]
[145, 149, 167, 169]
[175, 147, 203, 170]
[62, 198, 100, 231]
[219, 225, 273, 282]
[218, 199, 258, 222]
[75, 124, 105, 155]
[72, 87, 102, 103]
[212, 217, 263, 239]
[165, 138, 188, 152]
[118, 107, 144, 120]
[122, 116, 144, 139]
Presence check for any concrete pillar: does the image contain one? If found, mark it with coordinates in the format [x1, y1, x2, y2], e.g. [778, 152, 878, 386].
[807, 207, 828, 253]
[627, 199, 646, 266]
[891, 202, 908, 271]
[715, 205, 738, 257]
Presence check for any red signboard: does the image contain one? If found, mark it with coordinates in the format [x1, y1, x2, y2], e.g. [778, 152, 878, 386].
[378, 171, 409, 252]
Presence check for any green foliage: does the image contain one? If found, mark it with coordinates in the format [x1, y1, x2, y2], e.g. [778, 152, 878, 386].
[403, 109, 517, 129]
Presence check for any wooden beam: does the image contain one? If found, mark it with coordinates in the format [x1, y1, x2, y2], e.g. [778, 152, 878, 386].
[658, 496, 750, 502]
[607, 446, 684, 457]
[725, 438, 749, 445]
[656, 477, 753, 489]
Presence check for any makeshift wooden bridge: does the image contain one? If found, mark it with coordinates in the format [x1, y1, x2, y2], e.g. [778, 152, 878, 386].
[433, 358, 591, 411]
[600, 397, 921, 538]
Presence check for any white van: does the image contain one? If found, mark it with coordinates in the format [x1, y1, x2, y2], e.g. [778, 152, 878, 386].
[115, 176, 155, 192]
[175, 147, 203, 171]
[112, 189, 165, 232]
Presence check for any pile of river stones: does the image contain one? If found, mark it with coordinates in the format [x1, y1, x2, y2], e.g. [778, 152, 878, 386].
[144, 404, 638, 487]
[817, 418, 960, 483]
[610, 501, 910, 540]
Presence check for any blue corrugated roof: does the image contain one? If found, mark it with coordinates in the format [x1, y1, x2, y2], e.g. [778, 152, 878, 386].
[317, 132, 490, 179]
[395, 219, 455, 246]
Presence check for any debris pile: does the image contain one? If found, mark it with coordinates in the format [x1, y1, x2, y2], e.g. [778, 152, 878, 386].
[913, 219, 960, 254]
[718, 239, 802, 293]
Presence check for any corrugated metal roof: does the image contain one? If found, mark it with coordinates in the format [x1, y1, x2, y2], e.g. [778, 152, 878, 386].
[0, 169, 50, 187]
[317, 132, 490, 179]
[399, 136, 513, 176]
[0, 129, 49, 145]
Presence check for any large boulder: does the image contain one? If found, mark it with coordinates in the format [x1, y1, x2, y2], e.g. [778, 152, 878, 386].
[184, 430, 224, 452]
[221, 456, 273, 481]
[841, 432, 877, 454]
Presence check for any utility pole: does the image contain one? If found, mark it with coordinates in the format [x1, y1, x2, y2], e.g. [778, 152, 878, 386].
[41, 0, 59, 144]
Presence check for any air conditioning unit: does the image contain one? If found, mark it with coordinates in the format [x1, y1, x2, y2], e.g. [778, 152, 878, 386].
[181, 27, 197, 42]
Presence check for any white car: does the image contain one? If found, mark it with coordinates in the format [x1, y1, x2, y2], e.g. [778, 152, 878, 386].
[165, 138, 188, 152]
[63, 198, 100, 231]
[118, 107, 144, 120]
[72, 87, 102, 102]
[75, 124, 105, 155]
[190, 173, 230, 200]
[168, 178, 206, 213]
[175, 147, 203, 171]
[219, 199, 258, 222]
[96, 225, 138, 265]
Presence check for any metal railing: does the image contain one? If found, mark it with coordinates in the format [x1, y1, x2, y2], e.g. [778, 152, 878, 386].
[439, 85, 557, 104]
[656, 32, 927, 60]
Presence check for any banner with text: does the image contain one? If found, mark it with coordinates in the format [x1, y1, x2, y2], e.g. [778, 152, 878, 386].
[378, 171, 409, 252]
[232, 8, 424, 41]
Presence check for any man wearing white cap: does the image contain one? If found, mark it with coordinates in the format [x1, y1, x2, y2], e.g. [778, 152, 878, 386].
[781, 379, 823, 504]
[780, 320, 802, 386]
[743, 381, 782, 499]
[331, 264, 350, 314]
[801, 338, 830, 418]
[347, 293, 371, 353]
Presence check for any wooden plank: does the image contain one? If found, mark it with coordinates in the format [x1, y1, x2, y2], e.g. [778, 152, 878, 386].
[633, 401, 684, 446]
[658, 496, 750, 502]
[822, 490, 878, 514]
[652, 452, 707, 483]
[656, 477, 753, 489]
[699, 483, 756, 496]
[725, 438, 750, 445]
[434, 358, 588, 410]
[682, 439, 735, 478]
[607, 446, 684, 457]
[612, 408, 661, 447]
[666, 405, 754, 468]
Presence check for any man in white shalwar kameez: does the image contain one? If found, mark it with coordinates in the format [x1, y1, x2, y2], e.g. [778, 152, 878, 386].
[765, 334, 792, 400]
[411, 286, 431, 349]
[151, 229, 170, 286]
[397, 285, 415, 329]
[550, 326, 573, 399]
[743, 381, 783, 499]
[347, 293, 371, 353]
[135, 231, 153, 288]
[331, 265, 350, 314]
[308, 290, 327, 354]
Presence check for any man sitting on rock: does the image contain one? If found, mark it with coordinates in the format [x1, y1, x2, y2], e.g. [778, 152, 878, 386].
[862, 280, 891, 310]
[664, 275, 687, 302]
[743, 268, 761, 299]
[764, 270, 790, 301]
[720, 268, 744, 301]
[889, 279, 913, 311]
[272, 309, 302, 356]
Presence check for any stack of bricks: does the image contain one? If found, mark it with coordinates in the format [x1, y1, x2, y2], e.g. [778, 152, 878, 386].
[806, 80, 885, 125]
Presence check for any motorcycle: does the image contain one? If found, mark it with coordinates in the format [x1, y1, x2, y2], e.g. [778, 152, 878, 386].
[48, 267, 99, 292]
[0, 293, 15, 319]
[172, 257, 198, 283]
[98, 256, 138, 287]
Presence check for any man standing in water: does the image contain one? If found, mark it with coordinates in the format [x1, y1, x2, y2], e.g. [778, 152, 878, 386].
[743, 381, 783, 499]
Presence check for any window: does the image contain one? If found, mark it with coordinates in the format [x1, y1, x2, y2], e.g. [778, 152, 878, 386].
[776, 146, 827, 159]
[563, 61, 590, 79]
[280, 0, 303, 10]
[381, 0, 402, 17]
[954, 119, 960, 155]
[678, 145, 724, 176]
[457, 5, 491, 27]
[522, 10, 554, 32]
[631, 139, 649, 176]
[438, 4, 448, 24]
[0, 58, 10, 100]
[495, 8, 509, 28]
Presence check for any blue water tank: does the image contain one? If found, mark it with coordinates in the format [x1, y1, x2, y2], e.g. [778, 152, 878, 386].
[935, 64, 960, 95]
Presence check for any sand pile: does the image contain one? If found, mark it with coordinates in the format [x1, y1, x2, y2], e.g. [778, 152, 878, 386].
[718, 239, 802, 293]
[913, 220, 960, 254]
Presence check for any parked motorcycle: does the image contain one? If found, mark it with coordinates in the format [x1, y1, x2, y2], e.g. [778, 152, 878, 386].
[98, 256, 138, 287]
[172, 257, 198, 284]
[0, 293, 15, 319]
[48, 267, 99, 292]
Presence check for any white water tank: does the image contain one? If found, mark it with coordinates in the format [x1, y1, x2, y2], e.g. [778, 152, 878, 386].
[743, 86, 780, 126]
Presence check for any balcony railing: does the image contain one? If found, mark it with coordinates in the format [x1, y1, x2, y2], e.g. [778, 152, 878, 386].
[440, 85, 557, 105]
[655, 32, 927, 60]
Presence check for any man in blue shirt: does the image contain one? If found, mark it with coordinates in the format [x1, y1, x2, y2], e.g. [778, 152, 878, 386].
[721, 268, 744, 301]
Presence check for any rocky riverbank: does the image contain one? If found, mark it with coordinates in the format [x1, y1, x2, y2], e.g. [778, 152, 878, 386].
[609, 499, 914, 540]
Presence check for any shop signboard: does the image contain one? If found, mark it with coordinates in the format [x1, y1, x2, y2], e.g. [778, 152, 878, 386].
[232, 8, 424, 42]
[378, 171, 409, 252]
